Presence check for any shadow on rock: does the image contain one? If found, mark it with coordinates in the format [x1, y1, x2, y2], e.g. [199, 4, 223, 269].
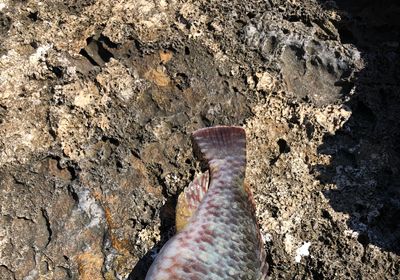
[316, 0, 400, 254]
[127, 196, 177, 280]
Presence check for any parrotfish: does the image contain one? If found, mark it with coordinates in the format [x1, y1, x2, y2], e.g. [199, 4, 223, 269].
[145, 126, 268, 280]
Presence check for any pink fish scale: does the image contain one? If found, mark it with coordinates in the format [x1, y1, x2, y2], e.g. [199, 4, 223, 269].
[145, 127, 267, 280]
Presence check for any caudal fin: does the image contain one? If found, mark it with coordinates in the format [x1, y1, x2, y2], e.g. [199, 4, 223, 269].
[191, 126, 246, 164]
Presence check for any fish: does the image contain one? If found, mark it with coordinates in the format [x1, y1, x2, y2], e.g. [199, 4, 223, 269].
[145, 126, 268, 280]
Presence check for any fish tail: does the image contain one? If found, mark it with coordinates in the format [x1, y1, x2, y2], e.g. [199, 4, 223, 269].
[191, 126, 246, 166]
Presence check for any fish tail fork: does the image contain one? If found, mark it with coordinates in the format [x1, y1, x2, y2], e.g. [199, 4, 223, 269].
[191, 126, 246, 168]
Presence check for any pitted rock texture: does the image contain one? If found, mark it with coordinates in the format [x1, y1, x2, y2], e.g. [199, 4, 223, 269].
[0, 0, 399, 279]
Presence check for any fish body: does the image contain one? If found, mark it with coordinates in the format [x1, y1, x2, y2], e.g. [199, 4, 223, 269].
[146, 126, 267, 280]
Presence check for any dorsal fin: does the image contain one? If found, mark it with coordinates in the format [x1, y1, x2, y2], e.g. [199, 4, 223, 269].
[175, 171, 209, 232]
[244, 181, 268, 279]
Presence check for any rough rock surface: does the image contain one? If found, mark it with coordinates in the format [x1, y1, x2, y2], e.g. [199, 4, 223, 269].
[0, 0, 399, 279]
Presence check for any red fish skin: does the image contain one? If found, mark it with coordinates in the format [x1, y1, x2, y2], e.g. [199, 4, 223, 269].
[145, 126, 267, 280]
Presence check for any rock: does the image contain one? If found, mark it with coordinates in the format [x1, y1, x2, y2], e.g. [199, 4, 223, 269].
[0, 0, 399, 279]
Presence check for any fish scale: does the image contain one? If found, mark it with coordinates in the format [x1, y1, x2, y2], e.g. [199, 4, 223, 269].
[145, 126, 267, 280]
